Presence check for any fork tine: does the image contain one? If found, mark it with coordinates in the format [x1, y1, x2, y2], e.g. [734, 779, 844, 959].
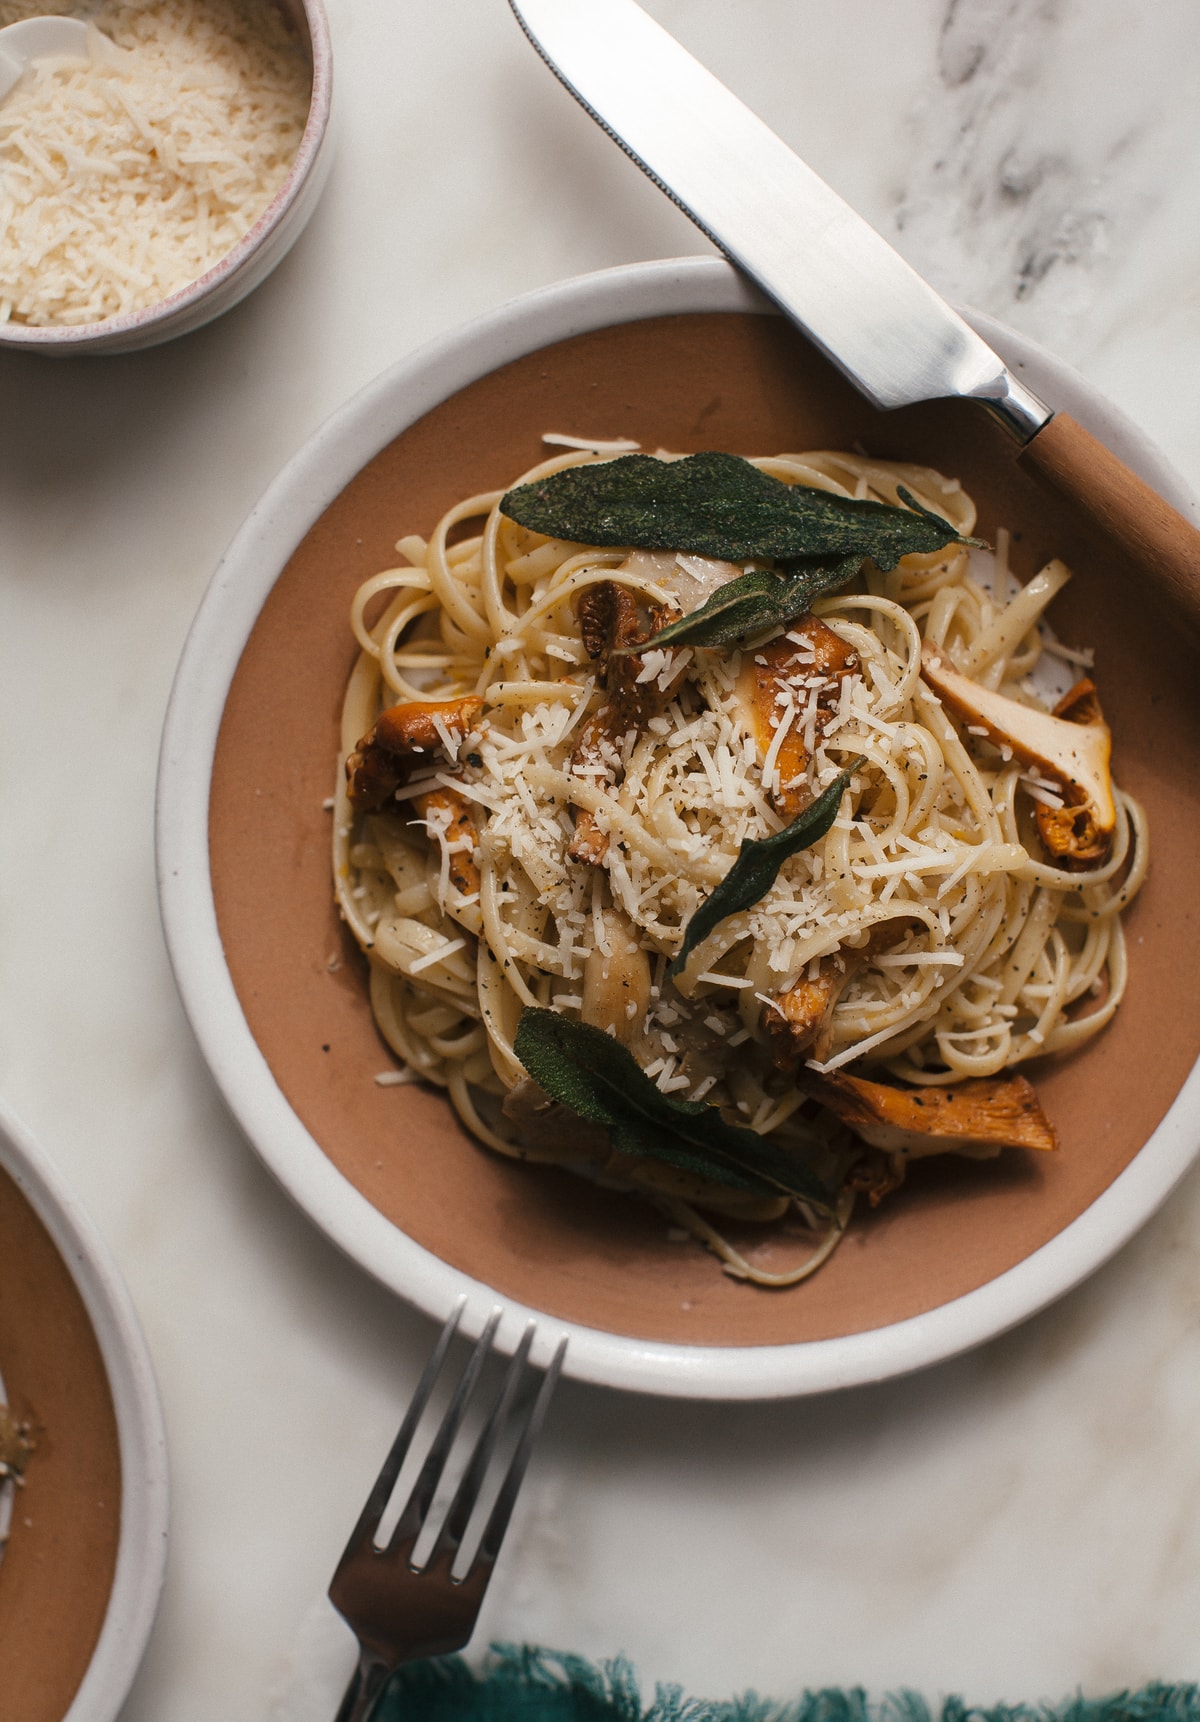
[335, 1297, 466, 1565]
[470, 1334, 567, 1574]
[385, 1304, 502, 1554]
[425, 1320, 538, 1569]
[329, 1307, 567, 1718]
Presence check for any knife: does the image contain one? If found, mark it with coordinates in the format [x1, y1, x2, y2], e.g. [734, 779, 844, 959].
[509, 0, 1200, 633]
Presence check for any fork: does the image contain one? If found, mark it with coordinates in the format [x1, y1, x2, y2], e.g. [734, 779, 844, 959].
[328, 1299, 567, 1722]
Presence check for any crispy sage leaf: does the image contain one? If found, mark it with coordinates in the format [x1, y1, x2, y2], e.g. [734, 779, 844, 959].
[668, 764, 860, 980]
[513, 1006, 832, 1206]
[637, 555, 862, 653]
[501, 452, 966, 566]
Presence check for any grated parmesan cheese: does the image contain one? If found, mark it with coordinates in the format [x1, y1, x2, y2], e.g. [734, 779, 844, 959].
[0, 0, 311, 326]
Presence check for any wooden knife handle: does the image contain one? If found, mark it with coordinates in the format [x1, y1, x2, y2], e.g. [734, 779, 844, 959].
[1018, 411, 1200, 638]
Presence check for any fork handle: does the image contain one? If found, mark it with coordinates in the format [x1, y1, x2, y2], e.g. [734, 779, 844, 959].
[335, 1653, 391, 1722]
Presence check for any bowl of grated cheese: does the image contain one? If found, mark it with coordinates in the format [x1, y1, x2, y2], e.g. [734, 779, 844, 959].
[0, 0, 332, 352]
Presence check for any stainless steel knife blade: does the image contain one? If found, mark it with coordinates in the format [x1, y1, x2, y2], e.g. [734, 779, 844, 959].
[508, 0, 1048, 443]
[508, 0, 1200, 635]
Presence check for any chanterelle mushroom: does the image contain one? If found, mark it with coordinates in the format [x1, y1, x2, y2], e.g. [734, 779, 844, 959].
[764, 922, 919, 1069]
[580, 905, 652, 1045]
[804, 1068, 1059, 1158]
[567, 581, 685, 864]
[764, 967, 841, 1065]
[410, 784, 481, 898]
[920, 644, 1115, 868]
[735, 615, 860, 818]
[345, 694, 484, 811]
[346, 695, 485, 895]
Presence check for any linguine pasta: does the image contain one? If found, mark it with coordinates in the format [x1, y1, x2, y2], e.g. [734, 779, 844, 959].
[332, 445, 1146, 1286]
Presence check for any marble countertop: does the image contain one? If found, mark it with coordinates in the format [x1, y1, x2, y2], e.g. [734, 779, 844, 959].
[3, 2, 1200, 1717]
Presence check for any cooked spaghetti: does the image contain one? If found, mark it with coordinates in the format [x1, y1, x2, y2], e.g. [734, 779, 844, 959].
[332, 444, 1146, 1286]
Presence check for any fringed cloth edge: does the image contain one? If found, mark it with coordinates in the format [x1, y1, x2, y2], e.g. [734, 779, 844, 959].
[375, 1645, 1200, 1722]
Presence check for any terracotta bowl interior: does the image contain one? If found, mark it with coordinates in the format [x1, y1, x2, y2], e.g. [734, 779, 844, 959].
[209, 310, 1200, 1350]
[0, 1167, 122, 1721]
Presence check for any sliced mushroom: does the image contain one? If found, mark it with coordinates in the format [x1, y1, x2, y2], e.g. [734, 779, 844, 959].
[765, 920, 918, 1069]
[411, 784, 480, 897]
[616, 548, 745, 613]
[499, 1077, 786, 1219]
[567, 581, 684, 864]
[803, 1068, 1058, 1158]
[920, 644, 1114, 868]
[501, 1078, 611, 1161]
[764, 969, 839, 1065]
[844, 1150, 907, 1208]
[576, 579, 642, 670]
[735, 615, 860, 817]
[1029, 680, 1115, 867]
[567, 805, 611, 867]
[346, 694, 484, 811]
[580, 906, 653, 1044]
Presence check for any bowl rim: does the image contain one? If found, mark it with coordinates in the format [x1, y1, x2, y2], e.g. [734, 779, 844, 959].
[0, 0, 332, 350]
[0, 1099, 168, 1719]
[156, 254, 1200, 1399]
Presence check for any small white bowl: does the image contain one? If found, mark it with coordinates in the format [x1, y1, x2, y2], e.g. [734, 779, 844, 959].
[0, 0, 333, 356]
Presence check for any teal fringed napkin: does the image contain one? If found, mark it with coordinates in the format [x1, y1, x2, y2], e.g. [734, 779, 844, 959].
[376, 1646, 1200, 1722]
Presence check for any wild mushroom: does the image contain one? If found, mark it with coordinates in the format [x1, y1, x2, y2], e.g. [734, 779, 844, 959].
[803, 1068, 1058, 1158]
[920, 644, 1115, 868]
[567, 581, 685, 864]
[615, 547, 745, 613]
[345, 694, 484, 811]
[346, 695, 485, 896]
[501, 1079, 612, 1162]
[764, 920, 920, 1069]
[410, 784, 481, 897]
[764, 967, 840, 1065]
[735, 614, 859, 817]
[580, 905, 653, 1045]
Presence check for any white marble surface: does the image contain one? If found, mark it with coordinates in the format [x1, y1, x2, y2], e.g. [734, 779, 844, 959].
[3, 1, 1200, 1716]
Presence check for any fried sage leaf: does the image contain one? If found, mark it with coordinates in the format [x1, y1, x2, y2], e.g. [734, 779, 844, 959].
[640, 555, 862, 653]
[513, 1006, 832, 1206]
[668, 764, 860, 980]
[501, 452, 965, 566]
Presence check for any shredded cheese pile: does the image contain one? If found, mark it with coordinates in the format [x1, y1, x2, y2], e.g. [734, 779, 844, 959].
[0, 0, 311, 326]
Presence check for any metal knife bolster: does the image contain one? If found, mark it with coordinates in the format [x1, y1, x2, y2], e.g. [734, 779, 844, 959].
[509, 0, 1050, 444]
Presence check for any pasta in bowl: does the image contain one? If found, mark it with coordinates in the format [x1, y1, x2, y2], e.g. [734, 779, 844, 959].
[333, 441, 1145, 1290]
[176, 260, 1200, 1393]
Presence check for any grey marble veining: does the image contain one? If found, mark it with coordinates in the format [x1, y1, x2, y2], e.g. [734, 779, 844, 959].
[890, 2, 1200, 360]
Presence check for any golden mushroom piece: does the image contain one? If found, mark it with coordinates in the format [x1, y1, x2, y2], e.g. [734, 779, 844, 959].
[345, 695, 486, 897]
[920, 644, 1115, 868]
[804, 1069, 1059, 1160]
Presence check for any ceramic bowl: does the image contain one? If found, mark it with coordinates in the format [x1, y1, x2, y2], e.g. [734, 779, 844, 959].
[0, 0, 333, 356]
[0, 1102, 167, 1720]
[156, 256, 1200, 1398]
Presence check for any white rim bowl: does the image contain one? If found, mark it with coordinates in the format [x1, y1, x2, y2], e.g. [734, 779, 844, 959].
[156, 255, 1200, 1399]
